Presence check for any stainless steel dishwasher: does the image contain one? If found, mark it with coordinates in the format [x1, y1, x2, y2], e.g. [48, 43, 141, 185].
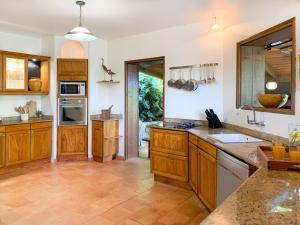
[217, 149, 249, 206]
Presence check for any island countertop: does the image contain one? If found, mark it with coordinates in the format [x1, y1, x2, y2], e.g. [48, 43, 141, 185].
[150, 125, 300, 225]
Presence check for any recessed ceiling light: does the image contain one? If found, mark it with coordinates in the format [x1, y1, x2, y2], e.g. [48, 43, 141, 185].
[211, 16, 221, 31]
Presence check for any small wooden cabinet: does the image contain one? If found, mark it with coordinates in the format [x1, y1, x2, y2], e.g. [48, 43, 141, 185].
[30, 122, 52, 160]
[5, 124, 31, 166]
[0, 127, 5, 168]
[189, 142, 198, 192]
[92, 120, 119, 162]
[57, 59, 88, 81]
[150, 128, 189, 186]
[58, 126, 87, 156]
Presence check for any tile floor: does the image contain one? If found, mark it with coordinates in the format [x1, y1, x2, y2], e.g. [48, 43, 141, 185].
[0, 158, 209, 225]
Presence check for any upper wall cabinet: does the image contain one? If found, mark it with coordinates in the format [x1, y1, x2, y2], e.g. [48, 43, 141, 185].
[57, 59, 88, 81]
[237, 18, 295, 115]
[0, 51, 50, 95]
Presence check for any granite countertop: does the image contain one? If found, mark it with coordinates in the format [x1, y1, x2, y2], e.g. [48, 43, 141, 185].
[90, 114, 123, 121]
[0, 116, 53, 126]
[151, 125, 300, 225]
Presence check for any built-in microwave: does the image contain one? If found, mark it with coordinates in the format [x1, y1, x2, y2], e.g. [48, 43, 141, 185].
[58, 98, 87, 126]
[60, 82, 86, 96]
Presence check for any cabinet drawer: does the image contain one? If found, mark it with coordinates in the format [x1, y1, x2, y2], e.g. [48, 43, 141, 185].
[31, 122, 52, 130]
[93, 121, 103, 129]
[198, 138, 217, 158]
[150, 128, 188, 156]
[0, 126, 5, 133]
[6, 124, 30, 132]
[151, 151, 188, 182]
[189, 133, 198, 146]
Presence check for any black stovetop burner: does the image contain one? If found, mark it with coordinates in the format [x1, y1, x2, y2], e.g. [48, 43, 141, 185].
[172, 122, 196, 130]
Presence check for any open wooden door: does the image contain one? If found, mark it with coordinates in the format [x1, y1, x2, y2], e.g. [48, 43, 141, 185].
[125, 57, 165, 160]
[125, 63, 139, 159]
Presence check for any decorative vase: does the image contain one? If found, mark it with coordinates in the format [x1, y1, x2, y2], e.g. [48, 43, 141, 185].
[20, 113, 29, 121]
[29, 78, 42, 92]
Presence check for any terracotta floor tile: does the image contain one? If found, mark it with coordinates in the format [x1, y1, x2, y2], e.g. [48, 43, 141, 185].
[0, 159, 209, 225]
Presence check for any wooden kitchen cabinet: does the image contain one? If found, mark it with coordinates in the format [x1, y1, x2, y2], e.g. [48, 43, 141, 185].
[5, 124, 31, 166]
[57, 59, 88, 81]
[92, 120, 119, 162]
[189, 142, 198, 193]
[150, 128, 189, 187]
[198, 149, 217, 211]
[150, 128, 188, 156]
[58, 126, 87, 156]
[3, 54, 28, 92]
[0, 54, 3, 91]
[30, 122, 52, 160]
[151, 151, 188, 182]
[0, 127, 5, 168]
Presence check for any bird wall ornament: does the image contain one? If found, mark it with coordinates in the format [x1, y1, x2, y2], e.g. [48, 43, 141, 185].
[101, 58, 116, 81]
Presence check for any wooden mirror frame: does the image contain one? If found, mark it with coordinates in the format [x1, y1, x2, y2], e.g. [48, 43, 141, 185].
[236, 18, 296, 115]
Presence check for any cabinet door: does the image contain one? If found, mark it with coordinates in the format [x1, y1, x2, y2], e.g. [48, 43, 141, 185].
[31, 127, 52, 160]
[150, 128, 188, 156]
[57, 59, 88, 81]
[0, 132, 5, 168]
[189, 142, 198, 193]
[198, 149, 217, 211]
[104, 120, 119, 155]
[6, 130, 31, 166]
[58, 126, 87, 155]
[92, 123, 103, 157]
[151, 151, 188, 182]
[3, 55, 28, 91]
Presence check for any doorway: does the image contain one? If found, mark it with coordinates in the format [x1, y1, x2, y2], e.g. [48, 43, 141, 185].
[125, 57, 165, 159]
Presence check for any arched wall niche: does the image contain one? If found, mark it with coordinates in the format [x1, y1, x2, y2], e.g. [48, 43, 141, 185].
[61, 40, 85, 58]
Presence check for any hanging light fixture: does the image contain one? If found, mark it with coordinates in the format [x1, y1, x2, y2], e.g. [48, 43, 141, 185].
[266, 81, 278, 90]
[211, 16, 221, 30]
[65, 1, 97, 42]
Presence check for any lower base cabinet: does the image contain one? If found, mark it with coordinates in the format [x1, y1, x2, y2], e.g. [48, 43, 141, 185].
[58, 126, 87, 156]
[31, 122, 52, 160]
[0, 127, 5, 168]
[6, 124, 31, 166]
[151, 151, 188, 182]
[198, 149, 217, 211]
[189, 142, 198, 192]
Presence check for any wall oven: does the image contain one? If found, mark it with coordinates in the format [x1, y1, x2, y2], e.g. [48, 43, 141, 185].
[60, 82, 86, 96]
[58, 98, 87, 126]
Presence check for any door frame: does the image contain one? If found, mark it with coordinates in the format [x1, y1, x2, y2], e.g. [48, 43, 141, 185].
[124, 56, 165, 160]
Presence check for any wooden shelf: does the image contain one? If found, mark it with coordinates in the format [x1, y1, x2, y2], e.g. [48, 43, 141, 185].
[97, 80, 120, 84]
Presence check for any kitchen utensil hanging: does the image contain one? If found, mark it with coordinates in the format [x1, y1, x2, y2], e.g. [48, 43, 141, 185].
[169, 63, 218, 91]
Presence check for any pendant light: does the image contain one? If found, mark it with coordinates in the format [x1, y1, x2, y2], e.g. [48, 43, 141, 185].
[65, 1, 97, 42]
[211, 16, 221, 30]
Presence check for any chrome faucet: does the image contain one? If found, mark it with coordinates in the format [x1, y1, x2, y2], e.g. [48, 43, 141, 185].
[237, 105, 265, 126]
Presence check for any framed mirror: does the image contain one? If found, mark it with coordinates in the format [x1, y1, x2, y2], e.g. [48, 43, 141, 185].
[237, 18, 295, 114]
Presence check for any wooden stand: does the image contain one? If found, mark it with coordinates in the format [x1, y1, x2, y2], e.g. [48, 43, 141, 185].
[257, 146, 300, 171]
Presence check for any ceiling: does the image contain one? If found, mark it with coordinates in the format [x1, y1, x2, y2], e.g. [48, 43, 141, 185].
[0, 0, 230, 40]
[0, 0, 298, 40]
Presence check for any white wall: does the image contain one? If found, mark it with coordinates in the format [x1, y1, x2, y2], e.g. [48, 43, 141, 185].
[107, 22, 224, 156]
[88, 39, 108, 158]
[0, 32, 43, 118]
[222, 2, 300, 138]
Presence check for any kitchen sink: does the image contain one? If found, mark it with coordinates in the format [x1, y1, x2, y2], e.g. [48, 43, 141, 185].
[208, 133, 263, 143]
